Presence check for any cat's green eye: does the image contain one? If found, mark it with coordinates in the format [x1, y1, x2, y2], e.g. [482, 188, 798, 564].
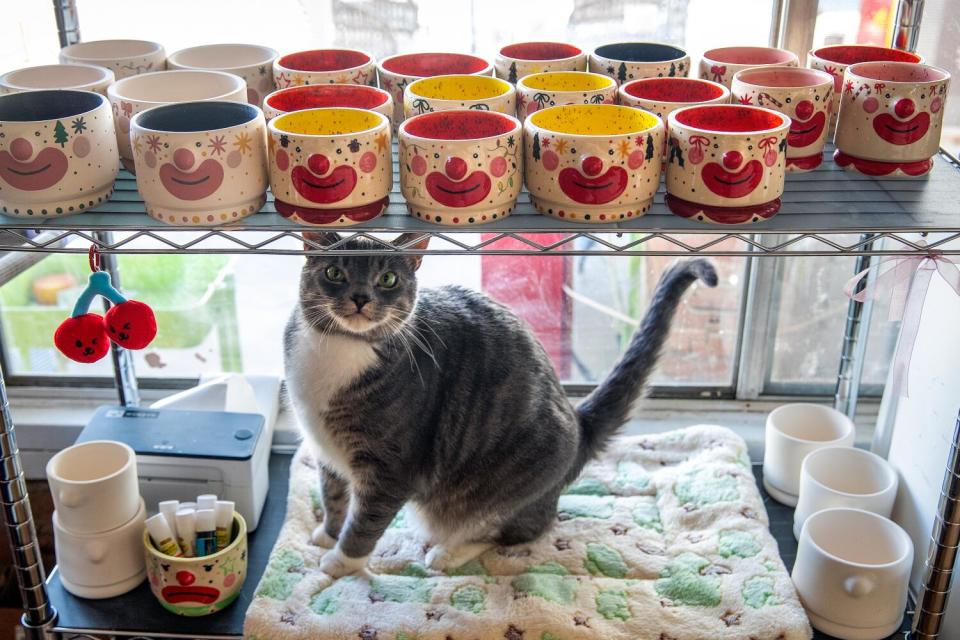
[324, 266, 345, 282]
[378, 271, 398, 289]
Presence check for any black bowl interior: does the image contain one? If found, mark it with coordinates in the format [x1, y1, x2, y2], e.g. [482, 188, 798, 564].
[595, 42, 685, 62]
[135, 101, 258, 132]
[0, 90, 104, 121]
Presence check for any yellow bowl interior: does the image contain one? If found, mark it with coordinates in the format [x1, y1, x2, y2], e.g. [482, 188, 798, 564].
[530, 104, 658, 135]
[273, 108, 382, 135]
[522, 72, 613, 92]
[408, 75, 510, 100]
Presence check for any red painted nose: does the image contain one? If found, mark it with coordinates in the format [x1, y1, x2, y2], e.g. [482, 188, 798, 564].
[9, 138, 33, 162]
[895, 98, 915, 119]
[794, 99, 814, 121]
[581, 155, 603, 177]
[308, 153, 330, 175]
[173, 148, 195, 171]
[722, 150, 743, 170]
[176, 571, 195, 586]
[444, 156, 467, 180]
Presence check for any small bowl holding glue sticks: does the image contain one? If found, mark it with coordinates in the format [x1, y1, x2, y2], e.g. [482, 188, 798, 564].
[144, 501, 246, 616]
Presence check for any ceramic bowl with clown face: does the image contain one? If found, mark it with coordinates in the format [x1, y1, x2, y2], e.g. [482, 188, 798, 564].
[665, 104, 790, 224]
[0, 90, 118, 218]
[0, 63, 115, 96]
[263, 84, 393, 124]
[399, 109, 522, 225]
[699, 46, 799, 88]
[130, 101, 268, 225]
[167, 44, 279, 107]
[144, 513, 247, 616]
[377, 53, 493, 126]
[495, 42, 586, 83]
[59, 39, 166, 80]
[268, 108, 392, 226]
[589, 42, 690, 86]
[516, 72, 617, 120]
[404, 75, 515, 120]
[273, 49, 377, 90]
[731, 67, 833, 171]
[834, 61, 950, 178]
[524, 104, 664, 223]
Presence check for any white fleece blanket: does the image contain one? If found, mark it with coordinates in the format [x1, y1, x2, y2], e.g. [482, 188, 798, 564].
[245, 425, 812, 640]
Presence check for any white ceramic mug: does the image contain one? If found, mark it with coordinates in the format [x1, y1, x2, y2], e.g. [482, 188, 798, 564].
[793, 508, 913, 640]
[54, 497, 146, 599]
[46, 440, 140, 534]
[793, 446, 898, 539]
[762, 403, 855, 506]
[0, 64, 115, 96]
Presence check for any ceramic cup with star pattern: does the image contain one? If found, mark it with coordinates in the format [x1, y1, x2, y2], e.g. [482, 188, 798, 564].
[516, 72, 617, 120]
[665, 104, 789, 224]
[130, 101, 268, 225]
[399, 109, 522, 225]
[834, 61, 950, 178]
[0, 89, 118, 218]
[589, 42, 690, 86]
[377, 53, 493, 126]
[59, 39, 166, 80]
[731, 67, 833, 171]
[273, 49, 376, 90]
[698, 46, 799, 88]
[268, 108, 392, 226]
[495, 42, 586, 83]
[404, 75, 516, 120]
[167, 44, 279, 107]
[263, 84, 393, 125]
[524, 104, 664, 223]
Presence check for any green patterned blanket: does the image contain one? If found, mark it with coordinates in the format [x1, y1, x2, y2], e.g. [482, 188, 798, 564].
[245, 425, 812, 640]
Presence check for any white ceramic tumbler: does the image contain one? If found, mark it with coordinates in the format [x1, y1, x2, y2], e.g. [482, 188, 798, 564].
[792, 508, 913, 640]
[793, 446, 898, 539]
[763, 403, 855, 506]
[46, 440, 140, 534]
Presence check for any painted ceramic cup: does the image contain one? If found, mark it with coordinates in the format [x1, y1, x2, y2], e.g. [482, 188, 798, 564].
[524, 104, 664, 223]
[59, 39, 166, 79]
[273, 49, 376, 89]
[107, 70, 247, 172]
[268, 108, 392, 226]
[144, 512, 247, 616]
[399, 110, 522, 225]
[731, 67, 834, 172]
[263, 84, 393, 124]
[130, 101, 268, 225]
[834, 61, 950, 178]
[404, 75, 515, 120]
[0, 63, 114, 96]
[665, 104, 790, 224]
[516, 72, 617, 120]
[808, 44, 923, 135]
[167, 44, 279, 107]
[0, 90, 118, 217]
[377, 53, 493, 125]
[495, 42, 586, 83]
[698, 46, 799, 88]
[589, 42, 690, 86]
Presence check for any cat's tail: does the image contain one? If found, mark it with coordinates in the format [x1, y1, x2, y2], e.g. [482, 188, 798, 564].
[571, 259, 717, 474]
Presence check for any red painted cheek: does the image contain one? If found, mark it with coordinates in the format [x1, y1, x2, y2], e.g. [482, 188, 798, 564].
[275, 149, 289, 171]
[581, 155, 603, 176]
[359, 151, 377, 173]
[542, 149, 559, 171]
[722, 150, 742, 170]
[308, 153, 330, 175]
[863, 96, 879, 113]
[489, 155, 506, 177]
[173, 148, 195, 171]
[444, 156, 467, 180]
[176, 571, 195, 586]
[895, 98, 915, 119]
[794, 100, 813, 120]
[411, 154, 427, 176]
[10, 138, 32, 161]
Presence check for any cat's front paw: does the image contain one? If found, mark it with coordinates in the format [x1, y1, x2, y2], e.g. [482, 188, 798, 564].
[425, 543, 492, 572]
[311, 525, 338, 548]
[319, 547, 368, 578]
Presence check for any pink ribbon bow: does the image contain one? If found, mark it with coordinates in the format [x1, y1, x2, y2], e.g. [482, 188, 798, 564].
[843, 252, 960, 397]
[710, 65, 726, 83]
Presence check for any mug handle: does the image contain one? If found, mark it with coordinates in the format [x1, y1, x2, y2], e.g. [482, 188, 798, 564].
[843, 575, 875, 598]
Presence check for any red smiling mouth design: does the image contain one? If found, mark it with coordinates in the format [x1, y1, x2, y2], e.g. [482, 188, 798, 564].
[873, 112, 930, 145]
[159, 159, 224, 201]
[0, 147, 69, 191]
[787, 111, 826, 149]
[425, 171, 491, 207]
[557, 167, 628, 205]
[292, 164, 358, 204]
[701, 159, 764, 198]
[161, 586, 220, 605]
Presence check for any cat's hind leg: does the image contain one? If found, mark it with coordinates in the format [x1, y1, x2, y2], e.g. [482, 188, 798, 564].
[494, 487, 562, 546]
[425, 541, 494, 572]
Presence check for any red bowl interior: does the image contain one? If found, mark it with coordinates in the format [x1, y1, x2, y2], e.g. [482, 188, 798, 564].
[499, 42, 582, 61]
[704, 46, 795, 65]
[382, 53, 489, 77]
[811, 45, 922, 65]
[624, 78, 725, 102]
[266, 85, 388, 112]
[278, 49, 370, 72]
[403, 110, 517, 140]
[675, 105, 785, 132]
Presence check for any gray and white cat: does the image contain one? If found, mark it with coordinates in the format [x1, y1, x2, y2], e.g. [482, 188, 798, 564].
[284, 232, 717, 577]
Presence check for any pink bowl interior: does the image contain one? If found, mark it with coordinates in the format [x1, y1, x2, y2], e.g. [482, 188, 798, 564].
[382, 53, 489, 77]
[850, 61, 948, 83]
[812, 45, 922, 65]
[278, 49, 370, 72]
[735, 67, 831, 88]
[704, 46, 795, 65]
[266, 85, 388, 112]
[500, 42, 582, 61]
[624, 77, 725, 102]
[404, 110, 517, 140]
[675, 105, 786, 132]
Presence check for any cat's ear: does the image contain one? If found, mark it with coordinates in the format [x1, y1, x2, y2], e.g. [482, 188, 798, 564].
[303, 231, 341, 251]
[393, 233, 430, 270]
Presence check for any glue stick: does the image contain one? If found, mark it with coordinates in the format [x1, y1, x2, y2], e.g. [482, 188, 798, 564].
[175, 508, 196, 557]
[214, 500, 235, 551]
[197, 494, 217, 512]
[158, 500, 179, 538]
[146, 512, 183, 557]
[195, 509, 217, 557]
